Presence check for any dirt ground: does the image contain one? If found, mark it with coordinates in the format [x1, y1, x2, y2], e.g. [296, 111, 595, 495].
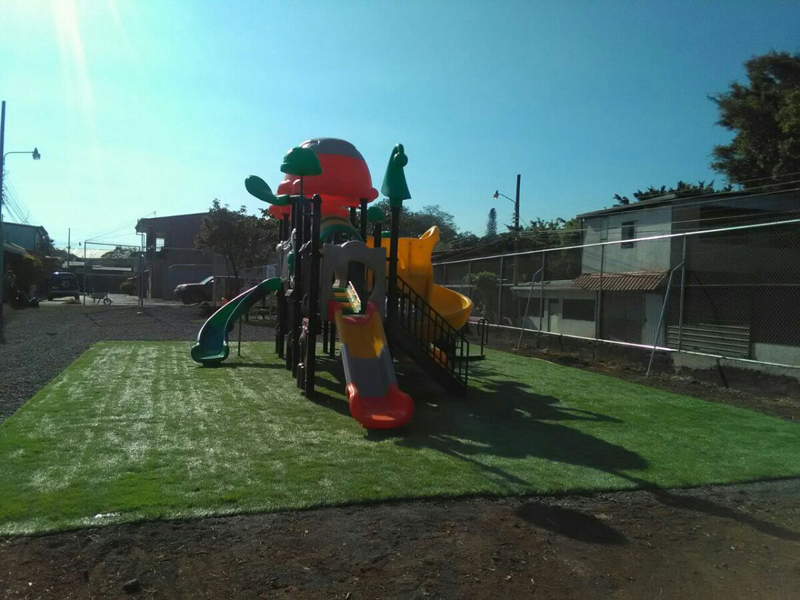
[1, 480, 799, 599]
[497, 341, 800, 422]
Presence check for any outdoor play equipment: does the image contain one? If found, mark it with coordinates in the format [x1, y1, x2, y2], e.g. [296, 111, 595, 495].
[191, 138, 473, 429]
[191, 277, 282, 364]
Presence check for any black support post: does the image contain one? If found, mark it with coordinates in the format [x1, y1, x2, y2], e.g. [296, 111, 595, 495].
[290, 189, 305, 376]
[285, 196, 298, 370]
[387, 205, 401, 321]
[276, 213, 289, 358]
[304, 195, 322, 396]
[359, 199, 368, 240]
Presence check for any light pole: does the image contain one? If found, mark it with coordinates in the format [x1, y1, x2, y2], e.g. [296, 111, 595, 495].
[0, 99, 42, 342]
[493, 173, 521, 232]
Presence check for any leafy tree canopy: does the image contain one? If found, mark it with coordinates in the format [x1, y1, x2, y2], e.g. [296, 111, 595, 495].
[372, 200, 459, 244]
[613, 180, 732, 205]
[711, 51, 800, 187]
[102, 246, 135, 259]
[195, 199, 279, 282]
[485, 208, 497, 238]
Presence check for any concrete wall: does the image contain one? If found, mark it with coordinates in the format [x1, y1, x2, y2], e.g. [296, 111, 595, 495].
[753, 343, 800, 367]
[582, 206, 673, 274]
[513, 287, 597, 337]
[137, 214, 214, 299]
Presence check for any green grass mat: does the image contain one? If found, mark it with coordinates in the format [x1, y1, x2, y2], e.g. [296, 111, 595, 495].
[1, 342, 798, 535]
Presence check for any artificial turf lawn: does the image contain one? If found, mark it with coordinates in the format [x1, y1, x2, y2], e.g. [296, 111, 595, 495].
[1, 341, 799, 535]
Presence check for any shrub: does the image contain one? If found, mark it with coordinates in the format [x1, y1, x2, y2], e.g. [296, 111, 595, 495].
[119, 280, 137, 295]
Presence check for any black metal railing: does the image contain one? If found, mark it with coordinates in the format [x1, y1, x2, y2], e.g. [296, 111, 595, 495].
[391, 275, 469, 393]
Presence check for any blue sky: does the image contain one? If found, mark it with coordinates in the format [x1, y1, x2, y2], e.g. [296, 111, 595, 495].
[2, 0, 799, 249]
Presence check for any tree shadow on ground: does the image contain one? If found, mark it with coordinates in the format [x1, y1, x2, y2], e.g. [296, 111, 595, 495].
[306, 354, 800, 544]
[515, 502, 627, 545]
[369, 359, 651, 492]
[619, 474, 800, 542]
[218, 362, 286, 370]
[304, 358, 351, 418]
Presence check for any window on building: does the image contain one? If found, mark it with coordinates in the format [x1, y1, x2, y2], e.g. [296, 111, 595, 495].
[621, 221, 636, 248]
[562, 299, 596, 321]
[155, 236, 166, 251]
[598, 218, 608, 241]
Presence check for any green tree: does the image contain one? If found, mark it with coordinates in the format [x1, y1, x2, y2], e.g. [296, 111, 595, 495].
[466, 271, 499, 320]
[485, 208, 497, 238]
[613, 180, 732, 205]
[8, 254, 44, 292]
[102, 246, 135, 259]
[195, 199, 279, 287]
[372, 200, 459, 244]
[710, 51, 800, 187]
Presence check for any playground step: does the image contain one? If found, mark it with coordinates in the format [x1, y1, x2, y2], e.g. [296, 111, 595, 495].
[388, 323, 468, 395]
[387, 275, 470, 395]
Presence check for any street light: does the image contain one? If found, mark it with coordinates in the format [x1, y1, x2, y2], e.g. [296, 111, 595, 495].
[493, 174, 521, 232]
[4, 147, 41, 162]
[0, 99, 42, 342]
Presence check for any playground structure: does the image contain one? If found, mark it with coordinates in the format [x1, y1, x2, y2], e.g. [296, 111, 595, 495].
[191, 138, 473, 429]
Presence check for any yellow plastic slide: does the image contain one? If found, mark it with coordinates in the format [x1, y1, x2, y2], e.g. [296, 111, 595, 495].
[371, 226, 472, 330]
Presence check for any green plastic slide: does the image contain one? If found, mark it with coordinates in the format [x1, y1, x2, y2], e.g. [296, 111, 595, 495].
[190, 277, 282, 365]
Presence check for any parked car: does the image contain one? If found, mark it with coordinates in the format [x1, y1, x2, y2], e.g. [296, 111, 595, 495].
[45, 271, 81, 301]
[173, 276, 245, 304]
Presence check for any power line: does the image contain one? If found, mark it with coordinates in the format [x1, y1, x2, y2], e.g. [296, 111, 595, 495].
[439, 187, 800, 262]
[719, 168, 800, 188]
[6, 182, 35, 224]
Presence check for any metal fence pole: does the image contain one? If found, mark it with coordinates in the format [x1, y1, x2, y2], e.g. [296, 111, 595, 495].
[82, 242, 87, 306]
[647, 264, 681, 377]
[596, 244, 604, 339]
[538, 253, 545, 331]
[497, 256, 504, 325]
[677, 235, 687, 351]
[517, 266, 543, 349]
[467, 259, 472, 299]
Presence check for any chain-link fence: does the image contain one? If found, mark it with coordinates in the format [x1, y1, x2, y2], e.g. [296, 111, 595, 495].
[76, 242, 145, 306]
[433, 219, 800, 369]
[66, 242, 278, 307]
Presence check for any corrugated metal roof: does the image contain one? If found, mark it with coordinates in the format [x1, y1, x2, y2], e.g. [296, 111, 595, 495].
[510, 279, 579, 293]
[574, 271, 667, 291]
[3, 241, 29, 256]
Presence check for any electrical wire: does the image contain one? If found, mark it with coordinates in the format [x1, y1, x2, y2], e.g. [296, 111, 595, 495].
[6, 183, 35, 224]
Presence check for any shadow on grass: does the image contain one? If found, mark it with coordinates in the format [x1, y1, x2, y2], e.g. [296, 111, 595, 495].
[362, 359, 651, 491]
[305, 352, 800, 544]
[304, 358, 351, 418]
[219, 362, 287, 370]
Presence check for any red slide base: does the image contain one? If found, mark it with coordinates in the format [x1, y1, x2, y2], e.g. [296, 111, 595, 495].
[347, 383, 414, 430]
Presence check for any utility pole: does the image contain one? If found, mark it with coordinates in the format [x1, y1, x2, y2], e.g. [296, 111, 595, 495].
[67, 228, 71, 270]
[514, 173, 521, 232]
[0, 100, 7, 342]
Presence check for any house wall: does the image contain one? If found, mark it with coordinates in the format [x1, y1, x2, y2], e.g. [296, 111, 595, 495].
[513, 287, 597, 338]
[137, 214, 213, 299]
[581, 206, 673, 274]
[3, 223, 46, 252]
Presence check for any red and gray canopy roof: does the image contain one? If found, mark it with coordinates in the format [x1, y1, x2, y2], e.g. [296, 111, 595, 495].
[276, 138, 379, 213]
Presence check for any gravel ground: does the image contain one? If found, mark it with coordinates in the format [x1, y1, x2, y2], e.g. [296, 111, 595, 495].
[0, 302, 274, 423]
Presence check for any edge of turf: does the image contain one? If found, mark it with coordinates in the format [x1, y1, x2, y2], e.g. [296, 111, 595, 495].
[4, 473, 800, 538]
